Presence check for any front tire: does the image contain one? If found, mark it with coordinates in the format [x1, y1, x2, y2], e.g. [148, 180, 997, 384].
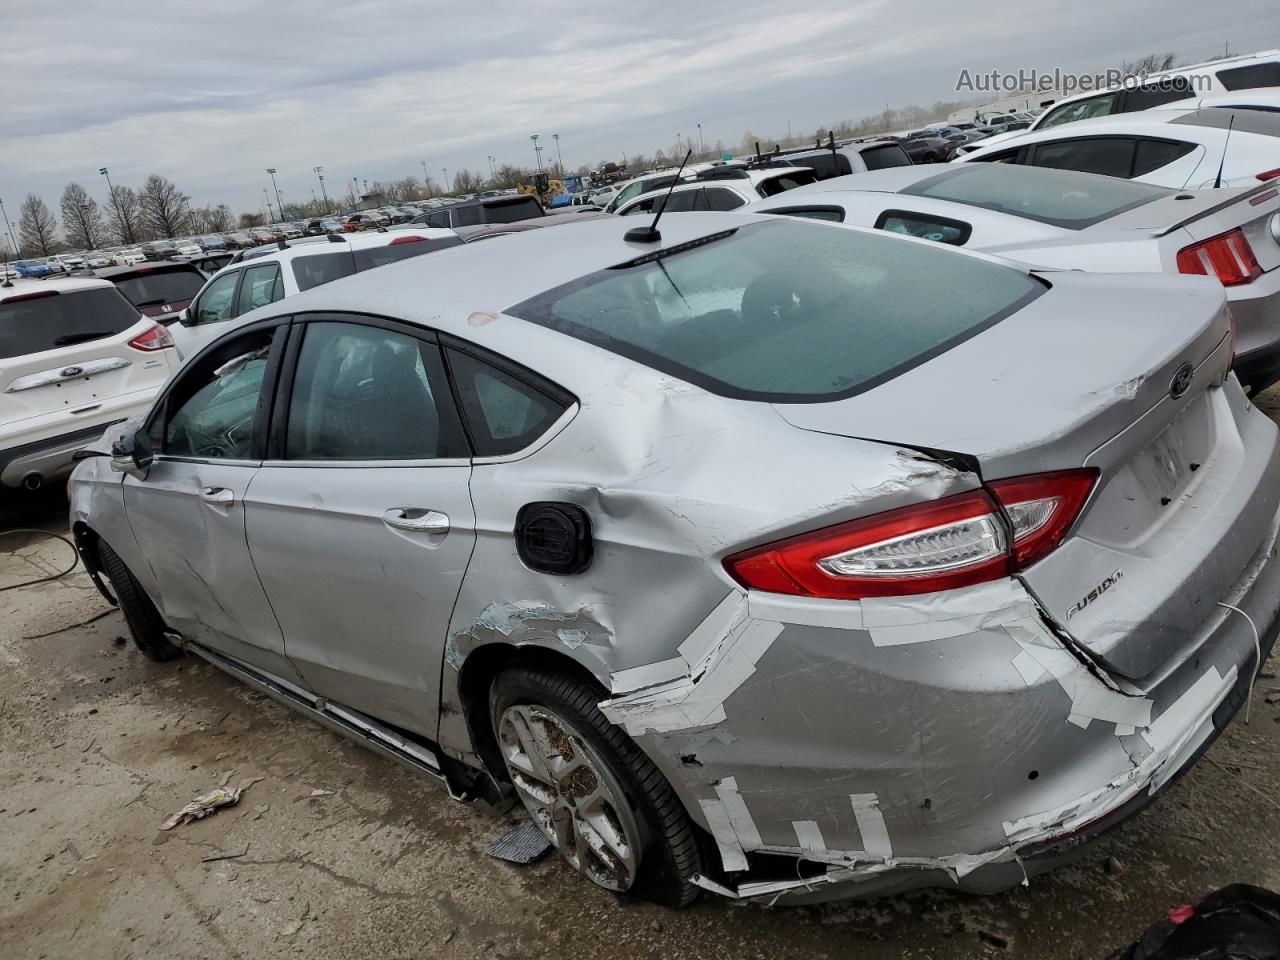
[97, 541, 182, 662]
[490, 664, 701, 907]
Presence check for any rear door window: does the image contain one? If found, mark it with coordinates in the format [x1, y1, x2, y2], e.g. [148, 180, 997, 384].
[1030, 137, 1136, 178]
[508, 219, 1043, 402]
[755, 172, 816, 198]
[0, 288, 141, 358]
[292, 251, 356, 292]
[703, 187, 747, 210]
[445, 347, 570, 456]
[1216, 62, 1280, 90]
[1123, 79, 1194, 111]
[114, 269, 205, 310]
[1037, 91, 1123, 129]
[234, 263, 283, 316]
[1132, 139, 1197, 177]
[860, 144, 913, 169]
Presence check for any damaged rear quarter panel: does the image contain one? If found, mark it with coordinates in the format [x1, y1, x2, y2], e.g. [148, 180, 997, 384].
[434, 328, 980, 769]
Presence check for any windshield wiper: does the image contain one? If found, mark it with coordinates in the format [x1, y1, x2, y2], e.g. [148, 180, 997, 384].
[53, 331, 114, 346]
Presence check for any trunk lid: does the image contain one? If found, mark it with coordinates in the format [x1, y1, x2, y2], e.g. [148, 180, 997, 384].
[775, 271, 1246, 684]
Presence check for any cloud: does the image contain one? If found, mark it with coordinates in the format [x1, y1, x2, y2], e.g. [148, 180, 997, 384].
[2, 0, 1278, 214]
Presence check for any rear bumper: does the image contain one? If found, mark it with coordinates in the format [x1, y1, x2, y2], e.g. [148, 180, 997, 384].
[0, 420, 124, 489]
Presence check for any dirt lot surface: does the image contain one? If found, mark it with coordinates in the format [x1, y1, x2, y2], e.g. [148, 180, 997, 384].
[4, 389, 1280, 959]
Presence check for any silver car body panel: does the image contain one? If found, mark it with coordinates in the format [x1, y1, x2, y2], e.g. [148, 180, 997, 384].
[68, 212, 1280, 903]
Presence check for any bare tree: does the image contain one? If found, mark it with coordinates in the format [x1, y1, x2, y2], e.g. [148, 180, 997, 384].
[203, 204, 233, 232]
[452, 169, 484, 194]
[490, 164, 527, 190]
[19, 194, 59, 256]
[106, 185, 144, 244]
[140, 174, 186, 238]
[238, 212, 266, 229]
[1126, 52, 1177, 76]
[60, 182, 106, 250]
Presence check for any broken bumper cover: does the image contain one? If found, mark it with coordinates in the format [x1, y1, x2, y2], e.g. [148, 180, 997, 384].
[601, 509, 1280, 904]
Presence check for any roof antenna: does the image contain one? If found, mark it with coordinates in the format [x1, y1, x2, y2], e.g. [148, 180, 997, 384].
[624, 148, 692, 244]
[1213, 114, 1236, 189]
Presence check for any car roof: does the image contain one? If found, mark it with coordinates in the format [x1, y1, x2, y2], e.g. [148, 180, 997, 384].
[80, 262, 205, 279]
[219, 227, 460, 268]
[0, 276, 115, 302]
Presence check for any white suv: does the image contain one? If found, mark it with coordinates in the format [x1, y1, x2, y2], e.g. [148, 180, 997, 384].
[1, 277, 180, 490]
[171, 229, 460, 359]
[614, 167, 818, 216]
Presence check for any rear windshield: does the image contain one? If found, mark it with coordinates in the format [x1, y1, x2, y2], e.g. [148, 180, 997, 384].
[353, 235, 462, 270]
[901, 164, 1170, 228]
[0, 288, 141, 359]
[1172, 107, 1280, 137]
[861, 144, 913, 170]
[114, 269, 205, 307]
[508, 219, 1043, 402]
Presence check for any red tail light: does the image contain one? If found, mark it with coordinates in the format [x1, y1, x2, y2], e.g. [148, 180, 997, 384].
[1176, 228, 1262, 286]
[1257, 168, 1280, 182]
[389, 235, 424, 245]
[128, 323, 175, 352]
[724, 469, 1098, 600]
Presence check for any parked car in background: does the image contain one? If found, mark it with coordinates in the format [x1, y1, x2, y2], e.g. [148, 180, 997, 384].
[459, 209, 611, 242]
[615, 167, 818, 215]
[199, 235, 229, 251]
[72, 211, 1280, 908]
[170, 229, 461, 358]
[752, 140, 914, 180]
[141, 240, 179, 261]
[410, 194, 546, 231]
[248, 227, 279, 246]
[898, 132, 956, 162]
[605, 170, 686, 213]
[112, 248, 147, 266]
[2, 276, 179, 490]
[173, 239, 202, 258]
[304, 218, 343, 236]
[83, 251, 113, 268]
[958, 107, 1280, 188]
[12, 259, 54, 278]
[51, 252, 87, 272]
[744, 163, 1280, 390]
[91, 261, 210, 327]
[222, 232, 253, 249]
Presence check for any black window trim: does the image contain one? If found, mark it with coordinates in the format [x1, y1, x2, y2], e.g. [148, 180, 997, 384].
[873, 208, 974, 245]
[265, 311, 470, 466]
[144, 315, 292, 464]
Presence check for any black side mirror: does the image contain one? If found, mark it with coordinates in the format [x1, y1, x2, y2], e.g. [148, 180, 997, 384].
[110, 428, 154, 478]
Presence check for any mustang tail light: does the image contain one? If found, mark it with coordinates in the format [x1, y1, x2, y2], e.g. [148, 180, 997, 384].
[128, 323, 176, 352]
[1176, 228, 1262, 286]
[724, 469, 1098, 599]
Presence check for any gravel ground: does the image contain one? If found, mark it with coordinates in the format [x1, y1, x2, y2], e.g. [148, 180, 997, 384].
[3, 389, 1280, 959]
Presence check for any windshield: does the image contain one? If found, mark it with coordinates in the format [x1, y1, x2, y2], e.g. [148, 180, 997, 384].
[508, 219, 1042, 402]
[0, 288, 142, 359]
[114, 269, 205, 307]
[901, 164, 1170, 229]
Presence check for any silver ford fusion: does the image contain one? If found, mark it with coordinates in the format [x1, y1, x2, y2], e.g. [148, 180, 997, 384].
[70, 213, 1280, 906]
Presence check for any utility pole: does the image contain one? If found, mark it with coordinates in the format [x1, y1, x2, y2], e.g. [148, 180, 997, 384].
[697, 123, 704, 156]
[263, 189, 275, 222]
[530, 134, 543, 173]
[98, 166, 126, 244]
[181, 194, 195, 233]
[442, 168, 449, 193]
[0, 197, 19, 256]
[266, 168, 284, 222]
[552, 134, 564, 175]
[314, 166, 330, 213]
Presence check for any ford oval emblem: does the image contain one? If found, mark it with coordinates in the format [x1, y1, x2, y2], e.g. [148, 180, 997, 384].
[1169, 362, 1194, 399]
[59, 365, 84, 378]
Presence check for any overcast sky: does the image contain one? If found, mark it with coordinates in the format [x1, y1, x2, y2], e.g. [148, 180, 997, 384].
[3, 1, 1279, 220]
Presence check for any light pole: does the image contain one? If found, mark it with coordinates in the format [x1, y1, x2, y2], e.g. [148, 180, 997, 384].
[420, 160, 429, 189]
[99, 166, 126, 244]
[314, 166, 330, 213]
[266, 168, 284, 222]
[181, 194, 195, 234]
[552, 134, 563, 175]
[442, 168, 449, 193]
[697, 123, 704, 156]
[263, 189, 275, 222]
[530, 135, 543, 173]
[0, 197, 18, 257]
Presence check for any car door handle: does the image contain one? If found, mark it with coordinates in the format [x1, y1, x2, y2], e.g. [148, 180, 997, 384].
[382, 508, 449, 534]
[200, 486, 235, 505]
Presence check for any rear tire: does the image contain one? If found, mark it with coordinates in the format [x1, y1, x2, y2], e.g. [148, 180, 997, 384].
[490, 664, 701, 907]
[97, 541, 182, 662]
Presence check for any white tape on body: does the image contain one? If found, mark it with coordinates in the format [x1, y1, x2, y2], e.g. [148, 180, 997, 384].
[849, 794, 893, 859]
